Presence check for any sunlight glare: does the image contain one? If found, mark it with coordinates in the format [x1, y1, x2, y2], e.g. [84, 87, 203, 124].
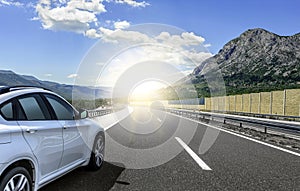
[130, 80, 167, 101]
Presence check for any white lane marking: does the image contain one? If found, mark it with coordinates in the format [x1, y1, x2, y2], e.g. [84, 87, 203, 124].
[103, 120, 119, 131]
[95, 107, 133, 131]
[170, 113, 300, 157]
[157, 117, 162, 122]
[175, 137, 212, 171]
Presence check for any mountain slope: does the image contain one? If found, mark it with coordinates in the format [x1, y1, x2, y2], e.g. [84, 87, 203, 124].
[191, 28, 300, 95]
[0, 70, 111, 100]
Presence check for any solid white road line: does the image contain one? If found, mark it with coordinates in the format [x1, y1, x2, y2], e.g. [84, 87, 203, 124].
[96, 107, 133, 131]
[171, 113, 300, 157]
[175, 137, 212, 171]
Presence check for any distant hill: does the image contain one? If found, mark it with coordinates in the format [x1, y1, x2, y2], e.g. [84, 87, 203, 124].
[188, 28, 300, 96]
[0, 70, 111, 100]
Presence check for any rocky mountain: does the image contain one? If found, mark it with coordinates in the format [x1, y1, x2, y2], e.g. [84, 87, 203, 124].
[190, 28, 300, 95]
[0, 70, 111, 100]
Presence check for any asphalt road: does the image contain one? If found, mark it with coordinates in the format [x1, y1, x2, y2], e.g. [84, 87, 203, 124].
[41, 106, 300, 191]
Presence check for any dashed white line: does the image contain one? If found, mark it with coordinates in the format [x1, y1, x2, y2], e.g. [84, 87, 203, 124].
[175, 137, 212, 171]
[171, 113, 300, 158]
[157, 117, 162, 122]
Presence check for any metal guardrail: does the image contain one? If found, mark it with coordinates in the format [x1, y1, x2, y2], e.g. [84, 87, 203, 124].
[88, 109, 112, 118]
[166, 108, 300, 133]
[206, 110, 300, 121]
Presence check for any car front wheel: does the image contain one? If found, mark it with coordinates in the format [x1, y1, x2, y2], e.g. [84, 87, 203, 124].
[0, 167, 33, 191]
[88, 133, 105, 170]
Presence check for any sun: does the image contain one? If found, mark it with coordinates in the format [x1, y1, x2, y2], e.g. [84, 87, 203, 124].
[129, 80, 167, 102]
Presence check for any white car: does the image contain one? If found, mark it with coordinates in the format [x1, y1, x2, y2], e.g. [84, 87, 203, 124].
[0, 86, 105, 191]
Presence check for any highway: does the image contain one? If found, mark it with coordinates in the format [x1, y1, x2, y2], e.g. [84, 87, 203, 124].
[41, 106, 300, 191]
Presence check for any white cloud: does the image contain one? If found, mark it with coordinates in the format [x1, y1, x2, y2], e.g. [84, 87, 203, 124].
[0, 0, 24, 7]
[67, 73, 78, 78]
[182, 32, 205, 45]
[182, 50, 213, 64]
[30, 17, 39, 21]
[155, 31, 205, 48]
[95, 39, 212, 87]
[99, 27, 153, 43]
[34, 0, 148, 35]
[113, 0, 149, 7]
[35, 0, 103, 34]
[44, 73, 53, 77]
[204, 43, 211, 48]
[97, 29, 208, 51]
[85, 28, 102, 38]
[114, 20, 130, 29]
[68, 0, 106, 13]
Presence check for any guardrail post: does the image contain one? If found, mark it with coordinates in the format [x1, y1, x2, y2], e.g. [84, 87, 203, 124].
[264, 126, 267, 134]
[240, 123, 242, 128]
[223, 119, 226, 124]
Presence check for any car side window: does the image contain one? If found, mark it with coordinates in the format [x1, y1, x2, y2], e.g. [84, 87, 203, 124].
[18, 95, 51, 120]
[0, 102, 13, 120]
[44, 94, 75, 120]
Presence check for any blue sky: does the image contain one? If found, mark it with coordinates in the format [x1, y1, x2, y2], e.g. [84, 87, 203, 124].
[0, 0, 299, 85]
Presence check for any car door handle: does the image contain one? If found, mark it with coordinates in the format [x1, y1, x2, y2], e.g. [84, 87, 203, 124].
[26, 129, 37, 134]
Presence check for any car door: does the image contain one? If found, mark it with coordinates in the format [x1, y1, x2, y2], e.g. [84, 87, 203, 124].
[42, 93, 87, 168]
[16, 94, 63, 179]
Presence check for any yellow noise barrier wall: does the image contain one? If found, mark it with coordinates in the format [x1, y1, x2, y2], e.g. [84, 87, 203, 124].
[260, 92, 271, 114]
[225, 96, 230, 111]
[250, 93, 260, 114]
[271, 91, 284, 115]
[202, 89, 300, 116]
[229, 95, 236, 112]
[243, 94, 251, 113]
[285, 89, 300, 116]
[235, 95, 243, 112]
[165, 89, 300, 117]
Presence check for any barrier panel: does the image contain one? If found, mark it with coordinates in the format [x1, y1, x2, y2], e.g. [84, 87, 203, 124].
[229, 95, 236, 112]
[251, 93, 260, 114]
[235, 95, 243, 112]
[243, 94, 251, 113]
[260, 92, 271, 114]
[285, 89, 300, 116]
[272, 91, 284, 115]
[225, 96, 230, 111]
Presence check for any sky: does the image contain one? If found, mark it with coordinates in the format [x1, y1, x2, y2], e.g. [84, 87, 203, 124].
[0, 0, 299, 85]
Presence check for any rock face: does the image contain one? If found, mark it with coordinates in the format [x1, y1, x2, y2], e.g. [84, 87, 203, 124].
[191, 28, 300, 95]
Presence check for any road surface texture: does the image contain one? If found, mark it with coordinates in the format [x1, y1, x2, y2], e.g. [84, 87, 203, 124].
[41, 106, 300, 191]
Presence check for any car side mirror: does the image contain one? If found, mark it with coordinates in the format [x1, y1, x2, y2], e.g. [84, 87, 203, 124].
[76, 109, 88, 119]
[80, 110, 88, 119]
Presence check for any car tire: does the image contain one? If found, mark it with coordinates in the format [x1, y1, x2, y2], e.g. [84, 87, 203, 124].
[0, 167, 33, 191]
[87, 133, 105, 171]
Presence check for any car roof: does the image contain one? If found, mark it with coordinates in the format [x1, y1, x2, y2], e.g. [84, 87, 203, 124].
[0, 86, 57, 104]
[0, 86, 50, 94]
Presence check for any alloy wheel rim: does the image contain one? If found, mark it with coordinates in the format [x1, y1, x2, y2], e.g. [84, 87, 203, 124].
[4, 173, 30, 191]
[94, 136, 104, 167]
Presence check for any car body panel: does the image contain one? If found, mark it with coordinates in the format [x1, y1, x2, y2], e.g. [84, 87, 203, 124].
[58, 120, 87, 168]
[17, 120, 64, 179]
[0, 88, 105, 191]
[0, 118, 33, 164]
